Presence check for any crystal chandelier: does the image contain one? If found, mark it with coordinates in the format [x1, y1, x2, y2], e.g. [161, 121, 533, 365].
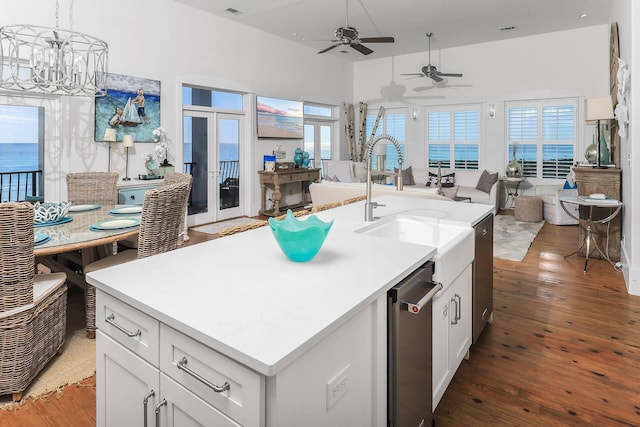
[0, 1, 108, 96]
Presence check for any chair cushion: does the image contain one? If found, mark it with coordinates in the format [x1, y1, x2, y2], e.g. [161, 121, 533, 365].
[84, 249, 138, 274]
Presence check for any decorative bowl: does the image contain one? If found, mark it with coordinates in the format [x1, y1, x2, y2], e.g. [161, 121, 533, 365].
[33, 201, 71, 224]
[268, 210, 333, 262]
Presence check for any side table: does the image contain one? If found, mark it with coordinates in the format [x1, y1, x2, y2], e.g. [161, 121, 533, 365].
[499, 176, 525, 209]
[559, 196, 622, 273]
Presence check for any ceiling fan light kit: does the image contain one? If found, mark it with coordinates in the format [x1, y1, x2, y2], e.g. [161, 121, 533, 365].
[317, 0, 394, 55]
[400, 33, 463, 83]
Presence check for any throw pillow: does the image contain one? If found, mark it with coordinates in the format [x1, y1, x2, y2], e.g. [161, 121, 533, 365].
[441, 186, 459, 200]
[475, 170, 498, 194]
[394, 166, 416, 186]
[426, 172, 455, 188]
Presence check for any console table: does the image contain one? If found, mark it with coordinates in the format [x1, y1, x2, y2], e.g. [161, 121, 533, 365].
[258, 168, 320, 217]
[573, 167, 622, 261]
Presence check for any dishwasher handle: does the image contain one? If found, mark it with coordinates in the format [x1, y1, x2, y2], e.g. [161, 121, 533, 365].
[403, 280, 443, 315]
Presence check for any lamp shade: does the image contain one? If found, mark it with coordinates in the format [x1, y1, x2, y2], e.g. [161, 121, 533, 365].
[103, 128, 116, 142]
[122, 135, 134, 147]
[585, 96, 614, 123]
[373, 143, 387, 156]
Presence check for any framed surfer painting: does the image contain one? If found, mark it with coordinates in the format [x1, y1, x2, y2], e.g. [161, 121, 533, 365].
[95, 73, 161, 142]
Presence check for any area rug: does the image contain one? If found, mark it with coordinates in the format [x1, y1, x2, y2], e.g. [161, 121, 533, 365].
[0, 288, 95, 410]
[494, 214, 545, 262]
[192, 217, 263, 235]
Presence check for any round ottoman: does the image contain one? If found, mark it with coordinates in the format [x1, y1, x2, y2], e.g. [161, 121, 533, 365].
[515, 195, 543, 222]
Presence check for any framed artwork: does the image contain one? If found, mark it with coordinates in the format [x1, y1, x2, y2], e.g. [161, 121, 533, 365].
[95, 73, 161, 142]
[256, 96, 303, 139]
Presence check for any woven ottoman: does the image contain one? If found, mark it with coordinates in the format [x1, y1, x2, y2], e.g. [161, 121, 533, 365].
[515, 195, 543, 222]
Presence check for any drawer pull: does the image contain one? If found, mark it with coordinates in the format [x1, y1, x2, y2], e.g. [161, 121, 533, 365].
[105, 313, 141, 338]
[143, 390, 155, 427]
[177, 357, 230, 393]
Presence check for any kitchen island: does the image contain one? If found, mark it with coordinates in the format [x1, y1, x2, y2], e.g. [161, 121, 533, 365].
[87, 195, 493, 426]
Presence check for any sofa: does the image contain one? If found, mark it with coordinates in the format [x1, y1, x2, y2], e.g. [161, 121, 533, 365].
[314, 161, 499, 212]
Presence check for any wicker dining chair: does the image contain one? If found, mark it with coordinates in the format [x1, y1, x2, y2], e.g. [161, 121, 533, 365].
[83, 181, 191, 338]
[0, 202, 68, 402]
[66, 172, 119, 205]
[163, 172, 193, 245]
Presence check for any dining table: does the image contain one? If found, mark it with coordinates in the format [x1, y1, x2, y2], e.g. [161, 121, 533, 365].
[34, 204, 141, 289]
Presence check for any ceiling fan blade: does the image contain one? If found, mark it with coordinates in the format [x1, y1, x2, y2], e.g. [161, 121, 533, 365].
[351, 43, 373, 55]
[430, 74, 444, 83]
[436, 72, 463, 77]
[359, 37, 395, 43]
[400, 73, 424, 76]
[414, 86, 435, 92]
[317, 43, 341, 54]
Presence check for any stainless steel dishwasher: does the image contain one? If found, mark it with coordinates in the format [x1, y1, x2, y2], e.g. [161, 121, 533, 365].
[388, 261, 442, 427]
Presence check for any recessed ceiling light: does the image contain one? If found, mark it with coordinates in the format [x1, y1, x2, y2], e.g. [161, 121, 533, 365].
[225, 7, 241, 14]
[580, 13, 588, 18]
[499, 26, 517, 32]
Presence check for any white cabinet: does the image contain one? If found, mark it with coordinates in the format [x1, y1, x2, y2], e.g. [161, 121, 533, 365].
[96, 290, 264, 427]
[432, 264, 472, 409]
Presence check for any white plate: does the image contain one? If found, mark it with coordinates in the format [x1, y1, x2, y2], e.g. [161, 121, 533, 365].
[69, 204, 101, 212]
[91, 218, 140, 230]
[110, 206, 142, 215]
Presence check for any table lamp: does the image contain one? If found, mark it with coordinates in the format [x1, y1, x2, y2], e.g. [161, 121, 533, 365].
[122, 135, 134, 181]
[585, 96, 614, 168]
[104, 128, 117, 172]
[374, 143, 386, 171]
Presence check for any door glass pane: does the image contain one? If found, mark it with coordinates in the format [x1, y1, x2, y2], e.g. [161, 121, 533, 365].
[184, 116, 209, 215]
[320, 125, 332, 164]
[219, 118, 239, 210]
[304, 124, 315, 166]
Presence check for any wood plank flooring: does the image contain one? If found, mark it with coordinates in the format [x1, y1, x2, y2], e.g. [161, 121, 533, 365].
[1, 217, 638, 426]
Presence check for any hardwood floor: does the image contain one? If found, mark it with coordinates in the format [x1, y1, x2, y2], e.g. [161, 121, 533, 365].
[2, 218, 638, 426]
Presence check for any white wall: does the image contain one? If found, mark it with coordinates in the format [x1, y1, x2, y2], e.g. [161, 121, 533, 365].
[611, 0, 638, 294]
[1, 0, 353, 215]
[353, 26, 609, 182]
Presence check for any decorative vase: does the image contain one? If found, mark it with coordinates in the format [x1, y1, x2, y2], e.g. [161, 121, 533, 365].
[294, 148, 304, 168]
[584, 135, 597, 164]
[599, 127, 611, 165]
[505, 145, 522, 177]
[302, 152, 309, 168]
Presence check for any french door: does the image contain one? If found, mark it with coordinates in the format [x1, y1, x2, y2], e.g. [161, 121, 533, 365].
[183, 111, 243, 225]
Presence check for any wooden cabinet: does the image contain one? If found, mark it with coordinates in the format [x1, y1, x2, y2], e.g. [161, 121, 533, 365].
[432, 264, 472, 410]
[118, 180, 162, 205]
[258, 168, 320, 216]
[573, 167, 622, 261]
[96, 290, 263, 427]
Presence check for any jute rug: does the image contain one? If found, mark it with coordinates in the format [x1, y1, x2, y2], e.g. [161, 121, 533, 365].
[192, 217, 263, 235]
[494, 214, 545, 262]
[0, 288, 95, 410]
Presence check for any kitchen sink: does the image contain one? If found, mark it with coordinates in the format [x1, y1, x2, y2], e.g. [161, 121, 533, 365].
[355, 213, 474, 287]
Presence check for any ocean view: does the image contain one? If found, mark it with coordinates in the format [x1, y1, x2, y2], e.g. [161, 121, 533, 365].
[0, 143, 41, 202]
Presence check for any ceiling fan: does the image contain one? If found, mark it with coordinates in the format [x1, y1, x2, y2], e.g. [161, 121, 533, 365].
[317, 0, 395, 56]
[401, 33, 463, 82]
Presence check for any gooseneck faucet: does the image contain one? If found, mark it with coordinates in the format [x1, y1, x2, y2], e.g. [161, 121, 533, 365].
[364, 134, 404, 221]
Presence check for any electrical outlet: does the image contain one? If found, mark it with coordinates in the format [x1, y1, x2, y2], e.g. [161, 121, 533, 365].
[326, 364, 350, 410]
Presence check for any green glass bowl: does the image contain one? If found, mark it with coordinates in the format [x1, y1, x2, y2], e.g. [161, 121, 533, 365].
[268, 210, 334, 262]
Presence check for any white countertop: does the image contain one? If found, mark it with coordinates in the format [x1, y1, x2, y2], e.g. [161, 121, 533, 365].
[87, 195, 493, 376]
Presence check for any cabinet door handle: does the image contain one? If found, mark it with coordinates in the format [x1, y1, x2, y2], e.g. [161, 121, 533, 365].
[154, 398, 167, 427]
[455, 294, 462, 321]
[105, 313, 141, 338]
[143, 390, 155, 427]
[177, 357, 230, 393]
[450, 297, 458, 325]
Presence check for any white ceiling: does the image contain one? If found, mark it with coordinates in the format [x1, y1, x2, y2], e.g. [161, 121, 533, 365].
[174, 0, 613, 59]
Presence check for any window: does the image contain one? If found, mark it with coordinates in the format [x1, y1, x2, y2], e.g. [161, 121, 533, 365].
[182, 86, 243, 110]
[426, 105, 480, 170]
[365, 109, 406, 170]
[506, 99, 576, 179]
[0, 105, 44, 202]
[304, 102, 337, 170]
